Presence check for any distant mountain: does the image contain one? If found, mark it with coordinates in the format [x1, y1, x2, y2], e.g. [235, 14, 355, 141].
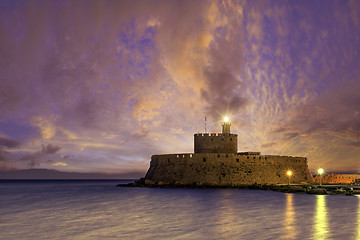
[0, 168, 145, 179]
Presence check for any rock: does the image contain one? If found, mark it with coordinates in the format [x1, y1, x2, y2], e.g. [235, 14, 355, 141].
[135, 178, 145, 184]
[307, 188, 327, 194]
[144, 179, 154, 185]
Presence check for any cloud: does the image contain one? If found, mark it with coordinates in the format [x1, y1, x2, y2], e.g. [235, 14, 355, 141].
[20, 144, 62, 168]
[31, 117, 56, 139]
[0, 136, 21, 169]
[261, 142, 277, 148]
[276, 82, 360, 140]
[41, 144, 61, 154]
[268, 79, 360, 171]
[0, 148, 4, 162]
[1, 1, 360, 174]
[52, 161, 67, 166]
[0, 136, 21, 148]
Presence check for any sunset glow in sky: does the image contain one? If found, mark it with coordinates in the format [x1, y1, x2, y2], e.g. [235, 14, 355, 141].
[1, 0, 360, 175]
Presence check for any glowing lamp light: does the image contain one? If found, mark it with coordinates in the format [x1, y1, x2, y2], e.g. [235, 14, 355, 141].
[224, 116, 229, 123]
[318, 168, 324, 186]
[287, 170, 292, 185]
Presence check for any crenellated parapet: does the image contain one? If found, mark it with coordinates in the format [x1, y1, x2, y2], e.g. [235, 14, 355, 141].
[194, 133, 237, 153]
[194, 119, 238, 153]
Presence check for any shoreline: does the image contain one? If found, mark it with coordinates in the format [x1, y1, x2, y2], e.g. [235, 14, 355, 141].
[117, 180, 360, 195]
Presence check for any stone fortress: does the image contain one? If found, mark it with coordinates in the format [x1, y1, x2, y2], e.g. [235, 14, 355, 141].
[144, 118, 314, 186]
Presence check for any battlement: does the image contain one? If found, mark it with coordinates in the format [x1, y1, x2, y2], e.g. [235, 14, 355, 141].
[194, 119, 238, 153]
[194, 133, 234, 137]
[238, 152, 261, 155]
[194, 133, 237, 153]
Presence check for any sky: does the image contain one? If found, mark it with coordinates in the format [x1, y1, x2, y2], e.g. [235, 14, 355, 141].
[1, 0, 360, 175]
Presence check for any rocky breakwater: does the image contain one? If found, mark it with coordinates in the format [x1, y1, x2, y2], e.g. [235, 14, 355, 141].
[118, 180, 360, 195]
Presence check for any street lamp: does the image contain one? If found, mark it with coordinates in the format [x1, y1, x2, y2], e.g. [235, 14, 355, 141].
[287, 170, 292, 185]
[318, 168, 324, 186]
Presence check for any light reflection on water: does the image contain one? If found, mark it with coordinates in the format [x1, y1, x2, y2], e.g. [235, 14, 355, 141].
[358, 195, 360, 239]
[314, 195, 328, 240]
[284, 193, 296, 239]
[1, 180, 360, 240]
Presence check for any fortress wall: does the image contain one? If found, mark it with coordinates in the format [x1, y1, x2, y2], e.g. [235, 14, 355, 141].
[145, 153, 314, 186]
[313, 174, 360, 184]
[194, 133, 237, 153]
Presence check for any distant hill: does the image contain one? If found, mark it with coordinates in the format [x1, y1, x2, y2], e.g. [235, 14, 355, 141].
[0, 169, 145, 179]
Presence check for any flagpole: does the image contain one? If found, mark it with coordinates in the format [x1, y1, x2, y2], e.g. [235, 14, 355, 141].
[205, 116, 207, 133]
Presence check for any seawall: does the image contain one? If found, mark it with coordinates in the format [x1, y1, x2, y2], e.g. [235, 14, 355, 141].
[144, 153, 314, 186]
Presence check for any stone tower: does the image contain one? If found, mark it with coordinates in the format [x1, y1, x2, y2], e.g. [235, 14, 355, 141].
[194, 118, 238, 154]
[222, 119, 231, 134]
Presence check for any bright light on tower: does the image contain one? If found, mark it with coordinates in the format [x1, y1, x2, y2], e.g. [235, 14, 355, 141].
[224, 116, 229, 123]
[287, 170, 292, 185]
[318, 168, 324, 186]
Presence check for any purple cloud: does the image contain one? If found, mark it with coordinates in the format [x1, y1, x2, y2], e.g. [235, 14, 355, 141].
[0, 1, 360, 173]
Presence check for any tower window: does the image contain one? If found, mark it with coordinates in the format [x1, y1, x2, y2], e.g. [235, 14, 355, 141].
[236, 159, 239, 163]
[203, 158, 206, 162]
[230, 138, 232, 141]
[217, 154, 220, 158]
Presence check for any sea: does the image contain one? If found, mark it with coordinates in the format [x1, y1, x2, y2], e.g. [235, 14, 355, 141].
[0, 180, 359, 240]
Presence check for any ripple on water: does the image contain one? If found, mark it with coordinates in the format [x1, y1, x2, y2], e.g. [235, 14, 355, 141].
[0, 181, 360, 240]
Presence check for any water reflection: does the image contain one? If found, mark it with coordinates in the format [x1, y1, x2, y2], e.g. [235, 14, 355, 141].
[313, 195, 328, 240]
[284, 193, 296, 239]
[357, 195, 360, 239]
[214, 190, 239, 239]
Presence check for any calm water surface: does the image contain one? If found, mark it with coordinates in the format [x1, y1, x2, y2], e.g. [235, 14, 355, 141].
[0, 180, 359, 240]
